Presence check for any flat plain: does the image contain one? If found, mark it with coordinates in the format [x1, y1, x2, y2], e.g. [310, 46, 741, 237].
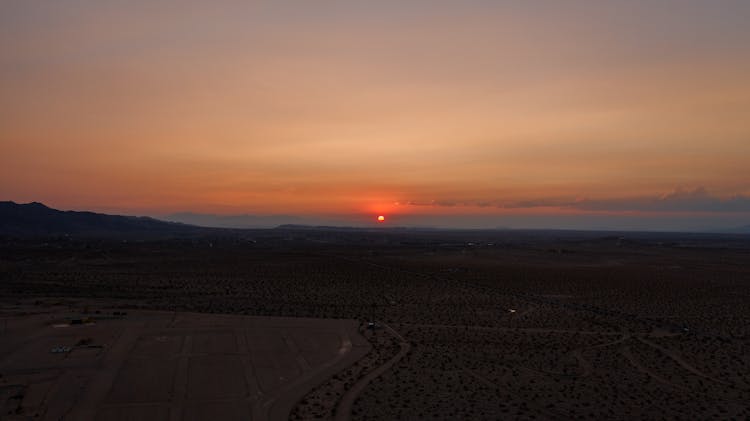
[1, 228, 749, 419]
[0, 306, 368, 420]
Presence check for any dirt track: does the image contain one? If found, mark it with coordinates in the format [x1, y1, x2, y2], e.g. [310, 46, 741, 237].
[334, 324, 409, 421]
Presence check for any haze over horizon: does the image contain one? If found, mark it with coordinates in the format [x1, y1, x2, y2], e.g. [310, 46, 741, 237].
[2, 1, 749, 231]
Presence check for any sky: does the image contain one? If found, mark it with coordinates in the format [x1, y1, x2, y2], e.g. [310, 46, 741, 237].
[1, 1, 749, 230]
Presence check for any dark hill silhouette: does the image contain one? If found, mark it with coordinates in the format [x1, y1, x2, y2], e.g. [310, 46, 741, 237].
[0, 201, 210, 238]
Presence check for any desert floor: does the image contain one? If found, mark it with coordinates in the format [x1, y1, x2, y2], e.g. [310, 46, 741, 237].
[1, 229, 749, 419]
[0, 304, 369, 420]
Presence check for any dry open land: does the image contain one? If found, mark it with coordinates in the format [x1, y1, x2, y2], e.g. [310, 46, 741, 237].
[1, 229, 749, 419]
[0, 304, 369, 421]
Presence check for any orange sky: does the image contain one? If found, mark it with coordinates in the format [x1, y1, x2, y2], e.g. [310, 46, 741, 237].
[1, 1, 749, 228]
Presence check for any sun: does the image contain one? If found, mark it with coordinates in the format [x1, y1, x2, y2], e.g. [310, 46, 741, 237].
[377, 215, 385, 222]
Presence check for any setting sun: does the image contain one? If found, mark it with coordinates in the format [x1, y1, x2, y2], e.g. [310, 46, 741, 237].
[377, 215, 385, 222]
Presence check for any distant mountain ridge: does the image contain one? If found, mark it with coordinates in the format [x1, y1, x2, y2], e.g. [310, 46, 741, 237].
[1, 201, 747, 236]
[0, 201, 206, 238]
[163, 212, 356, 229]
[165, 212, 312, 229]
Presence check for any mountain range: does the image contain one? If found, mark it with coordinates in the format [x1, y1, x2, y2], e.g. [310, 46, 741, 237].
[0, 201, 207, 238]
[1, 201, 748, 237]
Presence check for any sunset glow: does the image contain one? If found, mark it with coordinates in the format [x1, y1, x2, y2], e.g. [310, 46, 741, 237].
[1, 1, 749, 230]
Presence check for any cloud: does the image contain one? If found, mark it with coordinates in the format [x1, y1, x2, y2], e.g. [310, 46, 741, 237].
[402, 187, 750, 213]
[576, 187, 750, 212]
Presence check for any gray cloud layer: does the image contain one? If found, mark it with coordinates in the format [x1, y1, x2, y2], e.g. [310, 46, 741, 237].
[404, 187, 750, 213]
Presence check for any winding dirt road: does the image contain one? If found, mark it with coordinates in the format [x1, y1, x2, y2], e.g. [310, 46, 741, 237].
[334, 324, 410, 421]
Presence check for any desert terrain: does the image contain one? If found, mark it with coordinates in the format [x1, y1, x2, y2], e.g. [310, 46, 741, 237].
[1, 228, 749, 419]
[0, 303, 369, 421]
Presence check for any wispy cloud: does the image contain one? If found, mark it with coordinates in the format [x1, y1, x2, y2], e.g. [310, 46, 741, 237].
[576, 187, 750, 212]
[403, 187, 750, 213]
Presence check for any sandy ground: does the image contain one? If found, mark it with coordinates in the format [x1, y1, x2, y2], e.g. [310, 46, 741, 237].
[1, 232, 749, 419]
[0, 304, 370, 420]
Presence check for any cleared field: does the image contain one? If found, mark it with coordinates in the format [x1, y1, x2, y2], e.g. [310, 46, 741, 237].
[0, 307, 370, 420]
